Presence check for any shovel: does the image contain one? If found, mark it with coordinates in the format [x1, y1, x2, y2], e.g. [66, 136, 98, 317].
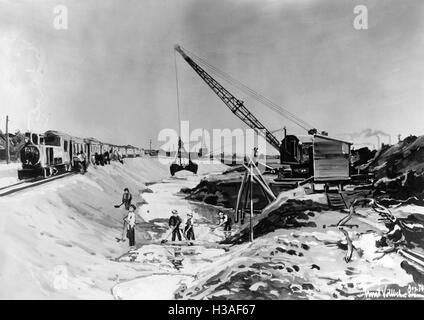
[161, 226, 176, 244]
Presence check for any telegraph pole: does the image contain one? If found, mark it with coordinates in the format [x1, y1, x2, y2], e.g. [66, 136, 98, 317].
[5, 115, 9, 164]
[249, 161, 254, 242]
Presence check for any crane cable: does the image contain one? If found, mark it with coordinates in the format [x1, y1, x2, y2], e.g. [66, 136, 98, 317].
[188, 49, 311, 130]
[174, 50, 182, 137]
[183, 46, 311, 129]
[174, 50, 182, 165]
[181, 46, 314, 131]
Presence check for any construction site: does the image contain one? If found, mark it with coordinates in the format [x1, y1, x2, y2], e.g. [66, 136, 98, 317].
[1, 0, 424, 302]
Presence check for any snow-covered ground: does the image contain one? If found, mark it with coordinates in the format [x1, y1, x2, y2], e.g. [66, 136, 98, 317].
[113, 179, 424, 300]
[1, 156, 423, 299]
[0, 157, 227, 299]
[116, 196, 424, 300]
[0, 162, 20, 188]
[174, 208, 416, 300]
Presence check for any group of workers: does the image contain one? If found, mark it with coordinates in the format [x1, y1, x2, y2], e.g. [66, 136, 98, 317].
[167, 209, 233, 242]
[75, 152, 87, 173]
[115, 188, 136, 246]
[93, 149, 124, 166]
[73, 149, 125, 173]
[115, 188, 233, 248]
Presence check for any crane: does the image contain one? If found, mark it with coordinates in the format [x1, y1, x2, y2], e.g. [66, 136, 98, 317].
[174, 45, 321, 230]
[174, 45, 313, 164]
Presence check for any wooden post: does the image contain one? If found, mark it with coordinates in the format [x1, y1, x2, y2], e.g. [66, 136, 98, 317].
[235, 170, 248, 223]
[249, 162, 254, 242]
[241, 173, 250, 224]
[242, 163, 276, 202]
[5, 115, 9, 164]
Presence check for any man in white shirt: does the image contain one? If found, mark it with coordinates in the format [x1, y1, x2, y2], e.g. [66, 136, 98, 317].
[218, 211, 232, 239]
[124, 205, 136, 247]
[183, 212, 195, 241]
[77, 152, 87, 173]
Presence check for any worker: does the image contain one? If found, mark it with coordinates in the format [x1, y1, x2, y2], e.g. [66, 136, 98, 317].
[115, 188, 132, 210]
[110, 149, 116, 161]
[123, 204, 136, 247]
[94, 152, 99, 165]
[218, 211, 232, 238]
[117, 150, 124, 164]
[90, 153, 96, 166]
[184, 212, 195, 241]
[76, 152, 86, 173]
[104, 150, 110, 165]
[113, 188, 132, 241]
[168, 209, 182, 241]
[97, 152, 105, 166]
[80, 152, 87, 173]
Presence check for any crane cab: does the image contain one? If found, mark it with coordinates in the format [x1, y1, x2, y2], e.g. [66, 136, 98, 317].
[279, 133, 352, 183]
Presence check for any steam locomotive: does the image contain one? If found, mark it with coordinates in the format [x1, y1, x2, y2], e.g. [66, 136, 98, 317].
[18, 130, 141, 180]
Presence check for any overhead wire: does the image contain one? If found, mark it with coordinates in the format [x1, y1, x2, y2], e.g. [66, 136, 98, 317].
[174, 50, 182, 136]
[189, 52, 310, 130]
[180, 46, 314, 131]
[182, 46, 308, 126]
[174, 50, 183, 165]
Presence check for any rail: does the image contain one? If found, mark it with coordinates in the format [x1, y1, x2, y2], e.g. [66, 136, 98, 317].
[0, 172, 75, 197]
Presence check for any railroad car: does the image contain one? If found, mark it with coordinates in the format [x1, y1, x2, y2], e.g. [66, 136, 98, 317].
[18, 131, 90, 179]
[17, 130, 141, 179]
[135, 148, 141, 157]
[126, 145, 137, 158]
[117, 146, 127, 158]
[85, 138, 102, 165]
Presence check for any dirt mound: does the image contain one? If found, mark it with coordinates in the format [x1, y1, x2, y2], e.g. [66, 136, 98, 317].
[227, 197, 328, 244]
[182, 178, 233, 208]
[362, 135, 424, 179]
[374, 170, 424, 201]
[179, 206, 420, 300]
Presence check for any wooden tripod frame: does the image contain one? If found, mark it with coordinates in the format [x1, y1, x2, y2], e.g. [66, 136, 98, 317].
[234, 161, 277, 241]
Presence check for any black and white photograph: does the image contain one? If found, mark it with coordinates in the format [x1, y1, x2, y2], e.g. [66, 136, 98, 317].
[1, 0, 424, 305]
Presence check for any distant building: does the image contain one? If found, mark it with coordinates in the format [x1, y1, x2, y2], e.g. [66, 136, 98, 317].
[143, 148, 159, 157]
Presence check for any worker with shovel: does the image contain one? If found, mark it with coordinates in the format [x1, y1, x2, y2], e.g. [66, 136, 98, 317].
[114, 188, 133, 242]
[124, 205, 137, 247]
[115, 188, 132, 210]
[184, 212, 195, 241]
[168, 209, 183, 242]
[218, 211, 232, 239]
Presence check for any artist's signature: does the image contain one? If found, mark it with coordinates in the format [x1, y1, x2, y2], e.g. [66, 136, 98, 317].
[364, 284, 424, 299]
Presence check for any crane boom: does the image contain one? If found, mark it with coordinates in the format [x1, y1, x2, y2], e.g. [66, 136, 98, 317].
[174, 45, 281, 152]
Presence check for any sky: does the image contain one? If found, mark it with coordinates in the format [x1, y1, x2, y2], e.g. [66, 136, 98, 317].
[0, 0, 423, 152]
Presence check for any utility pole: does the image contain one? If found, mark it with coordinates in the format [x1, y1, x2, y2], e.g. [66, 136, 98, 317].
[149, 139, 152, 152]
[5, 116, 10, 164]
[249, 161, 254, 242]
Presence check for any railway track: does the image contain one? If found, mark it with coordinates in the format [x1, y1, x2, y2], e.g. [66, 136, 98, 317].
[0, 172, 76, 197]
